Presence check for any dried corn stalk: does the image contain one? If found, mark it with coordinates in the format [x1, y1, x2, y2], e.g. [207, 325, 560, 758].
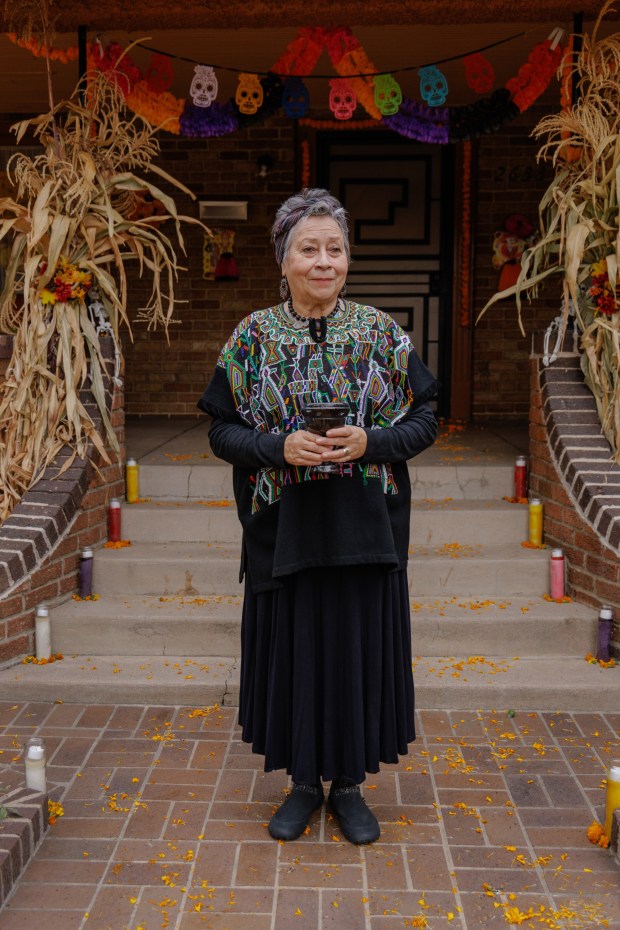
[478, 1, 620, 460]
[0, 70, 205, 523]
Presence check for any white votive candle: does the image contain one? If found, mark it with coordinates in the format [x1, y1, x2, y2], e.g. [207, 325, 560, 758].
[35, 604, 51, 660]
[24, 737, 47, 793]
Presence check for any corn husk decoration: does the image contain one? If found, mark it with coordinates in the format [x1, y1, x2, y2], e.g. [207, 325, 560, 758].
[0, 68, 205, 524]
[478, 0, 620, 461]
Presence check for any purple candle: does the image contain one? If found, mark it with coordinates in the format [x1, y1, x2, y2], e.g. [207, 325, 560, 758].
[79, 548, 94, 598]
[596, 606, 614, 662]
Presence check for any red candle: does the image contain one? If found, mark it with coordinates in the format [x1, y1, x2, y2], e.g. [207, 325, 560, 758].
[514, 456, 527, 498]
[108, 499, 121, 543]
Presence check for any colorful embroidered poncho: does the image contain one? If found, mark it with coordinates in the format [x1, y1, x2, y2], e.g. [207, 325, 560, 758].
[199, 301, 438, 591]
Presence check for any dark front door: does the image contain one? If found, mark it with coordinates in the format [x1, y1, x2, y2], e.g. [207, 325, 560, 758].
[317, 132, 454, 416]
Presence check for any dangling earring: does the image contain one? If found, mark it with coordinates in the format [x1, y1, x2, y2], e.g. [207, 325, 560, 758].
[280, 276, 289, 300]
[339, 282, 347, 297]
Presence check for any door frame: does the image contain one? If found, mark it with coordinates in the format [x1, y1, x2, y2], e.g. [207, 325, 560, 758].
[314, 129, 457, 419]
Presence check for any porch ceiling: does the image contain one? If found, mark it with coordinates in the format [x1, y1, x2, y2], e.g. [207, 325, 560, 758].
[0, 1, 617, 31]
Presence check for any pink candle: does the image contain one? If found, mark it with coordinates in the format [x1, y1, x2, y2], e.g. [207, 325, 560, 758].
[549, 548, 565, 599]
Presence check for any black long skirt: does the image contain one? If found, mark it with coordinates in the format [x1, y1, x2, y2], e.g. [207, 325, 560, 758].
[238, 564, 415, 785]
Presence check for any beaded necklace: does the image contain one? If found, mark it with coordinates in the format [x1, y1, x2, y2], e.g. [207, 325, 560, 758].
[286, 297, 341, 343]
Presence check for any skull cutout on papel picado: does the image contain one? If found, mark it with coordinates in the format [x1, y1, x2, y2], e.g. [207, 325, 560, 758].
[373, 74, 402, 115]
[419, 65, 449, 106]
[236, 73, 264, 114]
[281, 77, 310, 118]
[190, 65, 218, 107]
[463, 53, 495, 95]
[329, 79, 357, 120]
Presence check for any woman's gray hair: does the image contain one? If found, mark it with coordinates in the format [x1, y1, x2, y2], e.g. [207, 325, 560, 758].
[271, 188, 350, 268]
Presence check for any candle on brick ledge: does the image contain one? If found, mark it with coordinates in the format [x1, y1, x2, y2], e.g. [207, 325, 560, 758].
[24, 736, 47, 793]
[35, 604, 51, 660]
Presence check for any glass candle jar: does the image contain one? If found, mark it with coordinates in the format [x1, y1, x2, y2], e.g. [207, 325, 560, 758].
[24, 736, 47, 793]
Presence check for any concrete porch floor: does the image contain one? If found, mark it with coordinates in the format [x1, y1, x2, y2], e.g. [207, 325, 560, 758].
[125, 415, 529, 466]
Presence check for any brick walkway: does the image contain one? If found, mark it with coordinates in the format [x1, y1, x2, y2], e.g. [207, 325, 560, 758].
[0, 702, 619, 930]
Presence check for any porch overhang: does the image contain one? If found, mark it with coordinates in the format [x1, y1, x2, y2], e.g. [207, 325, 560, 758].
[0, 0, 617, 31]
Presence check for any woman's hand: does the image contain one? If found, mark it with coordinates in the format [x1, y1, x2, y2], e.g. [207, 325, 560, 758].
[317, 425, 367, 462]
[283, 429, 325, 466]
[284, 426, 368, 465]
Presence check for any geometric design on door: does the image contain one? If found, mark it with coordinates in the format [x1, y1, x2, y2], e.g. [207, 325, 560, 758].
[341, 172, 432, 246]
[317, 132, 453, 414]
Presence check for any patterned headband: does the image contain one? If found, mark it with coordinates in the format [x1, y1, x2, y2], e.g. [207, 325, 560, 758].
[271, 204, 312, 267]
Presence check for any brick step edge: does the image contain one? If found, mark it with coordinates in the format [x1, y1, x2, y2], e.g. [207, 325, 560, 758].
[0, 786, 48, 907]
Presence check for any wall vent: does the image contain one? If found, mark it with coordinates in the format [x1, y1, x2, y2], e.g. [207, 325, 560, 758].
[198, 201, 248, 221]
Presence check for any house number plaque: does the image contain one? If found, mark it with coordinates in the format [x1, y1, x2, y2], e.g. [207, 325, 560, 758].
[492, 163, 549, 185]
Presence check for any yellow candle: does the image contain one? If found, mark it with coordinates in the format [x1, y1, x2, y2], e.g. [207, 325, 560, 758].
[604, 761, 620, 841]
[126, 458, 139, 504]
[528, 498, 543, 546]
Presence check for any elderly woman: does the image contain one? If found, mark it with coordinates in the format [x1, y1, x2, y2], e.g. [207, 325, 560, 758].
[198, 188, 437, 845]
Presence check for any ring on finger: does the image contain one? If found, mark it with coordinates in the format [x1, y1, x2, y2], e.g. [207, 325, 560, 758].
[342, 446, 350, 457]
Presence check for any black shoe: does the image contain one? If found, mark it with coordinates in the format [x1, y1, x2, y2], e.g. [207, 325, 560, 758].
[268, 783, 324, 841]
[328, 784, 380, 844]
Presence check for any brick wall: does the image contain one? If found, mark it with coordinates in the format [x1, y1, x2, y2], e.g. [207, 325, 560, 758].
[529, 348, 620, 654]
[472, 104, 562, 421]
[122, 115, 296, 415]
[0, 784, 49, 906]
[0, 342, 124, 665]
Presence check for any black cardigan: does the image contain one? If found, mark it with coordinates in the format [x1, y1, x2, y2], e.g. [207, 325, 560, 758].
[199, 352, 438, 592]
